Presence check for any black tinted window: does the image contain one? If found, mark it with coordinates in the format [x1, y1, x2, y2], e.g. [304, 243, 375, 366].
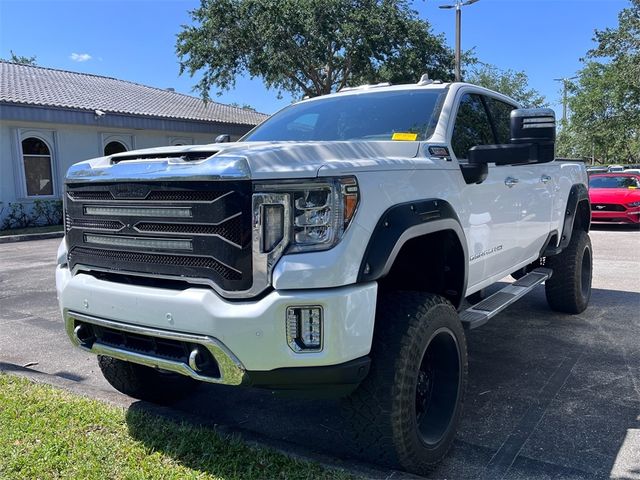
[485, 97, 516, 144]
[451, 94, 493, 160]
[589, 175, 640, 188]
[244, 90, 445, 142]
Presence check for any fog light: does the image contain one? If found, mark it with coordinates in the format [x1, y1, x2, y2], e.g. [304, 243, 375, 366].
[286, 306, 323, 352]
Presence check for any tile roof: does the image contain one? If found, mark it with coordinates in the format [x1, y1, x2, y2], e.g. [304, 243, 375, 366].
[0, 61, 269, 126]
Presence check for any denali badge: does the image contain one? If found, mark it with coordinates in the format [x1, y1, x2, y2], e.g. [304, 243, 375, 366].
[109, 183, 151, 199]
[470, 245, 503, 262]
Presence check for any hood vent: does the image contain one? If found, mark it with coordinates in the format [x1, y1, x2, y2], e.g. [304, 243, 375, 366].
[111, 151, 217, 164]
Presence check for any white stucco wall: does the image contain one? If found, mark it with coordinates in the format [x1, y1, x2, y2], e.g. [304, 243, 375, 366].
[0, 120, 236, 226]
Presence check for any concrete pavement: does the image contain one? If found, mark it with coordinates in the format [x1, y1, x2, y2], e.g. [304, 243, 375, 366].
[1, 227, 638, 479]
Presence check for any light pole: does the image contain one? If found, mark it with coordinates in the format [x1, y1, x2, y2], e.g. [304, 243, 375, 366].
[439, 0, 480, 82]
[553, 76, 578, 124]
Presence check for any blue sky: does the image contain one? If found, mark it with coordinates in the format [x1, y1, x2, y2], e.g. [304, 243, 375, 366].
[0, 0, 628, 118]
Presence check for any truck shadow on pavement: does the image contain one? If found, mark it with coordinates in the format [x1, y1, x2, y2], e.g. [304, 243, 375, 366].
[123, 286, 640, 479]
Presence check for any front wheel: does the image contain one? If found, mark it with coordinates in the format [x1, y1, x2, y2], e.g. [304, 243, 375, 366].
[343, 292, 468, 474]
[545, 229, 593, 314]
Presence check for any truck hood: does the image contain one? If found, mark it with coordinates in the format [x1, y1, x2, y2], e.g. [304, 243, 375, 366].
[65, 141, 423, 183]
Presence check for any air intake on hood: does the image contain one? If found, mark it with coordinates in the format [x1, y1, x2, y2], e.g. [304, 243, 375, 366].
[110, 151, 217, 164]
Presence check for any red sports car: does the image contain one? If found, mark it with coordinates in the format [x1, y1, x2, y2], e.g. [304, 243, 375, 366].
[588, 173, 640, 225]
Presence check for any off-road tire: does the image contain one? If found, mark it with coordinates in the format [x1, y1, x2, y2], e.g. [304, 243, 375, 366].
[343, 292, 468, 475]
[98, 356, 199, 403]
[545, 229, 592, 314]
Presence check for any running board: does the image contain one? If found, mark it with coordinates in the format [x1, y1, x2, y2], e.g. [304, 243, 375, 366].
[461, 268, 553, 330]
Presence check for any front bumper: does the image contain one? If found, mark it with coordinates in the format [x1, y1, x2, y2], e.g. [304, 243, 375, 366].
[591, 209, 640, 224]
[56, 266, 377, 384]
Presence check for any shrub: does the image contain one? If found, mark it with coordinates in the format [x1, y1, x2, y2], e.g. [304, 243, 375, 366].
[32, 199, 63, 226]
[1, 203, 34, 230]
[1, 199, 63, 230]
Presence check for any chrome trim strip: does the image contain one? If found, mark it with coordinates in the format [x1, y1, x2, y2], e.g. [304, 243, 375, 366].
[67, 190, 236, 204]
[65, 155, 251, 183]
[65, 311, 247, 386]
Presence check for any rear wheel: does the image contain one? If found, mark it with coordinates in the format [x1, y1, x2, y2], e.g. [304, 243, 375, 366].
[98, 356, 199, 403]
[545, 229, 592, 314]
[343, 292, 467, 474]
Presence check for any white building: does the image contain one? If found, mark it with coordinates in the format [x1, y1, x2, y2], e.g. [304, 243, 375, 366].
[0, 61, 268, 225]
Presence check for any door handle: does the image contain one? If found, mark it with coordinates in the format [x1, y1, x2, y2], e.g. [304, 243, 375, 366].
[541, 175, 551, 184]
[505, 177, 519, 188]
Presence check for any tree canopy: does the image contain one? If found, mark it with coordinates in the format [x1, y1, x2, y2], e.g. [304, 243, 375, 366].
[176, 0, 454, 100]
[2, 50, 37, 65]
[557, 0, 639, 162]
[465, 63, 547, 108]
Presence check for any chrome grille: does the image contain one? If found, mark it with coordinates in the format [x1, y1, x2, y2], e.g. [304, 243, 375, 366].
[65, 181, 252, 293]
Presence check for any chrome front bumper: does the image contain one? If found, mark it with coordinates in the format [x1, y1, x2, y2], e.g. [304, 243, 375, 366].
[65, 311, 247, 386]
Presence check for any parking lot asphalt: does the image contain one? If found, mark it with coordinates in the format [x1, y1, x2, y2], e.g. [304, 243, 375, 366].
[1, 226, 639, 479]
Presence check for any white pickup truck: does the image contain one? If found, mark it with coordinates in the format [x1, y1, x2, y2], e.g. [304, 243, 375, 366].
[56, 79, 592, 474]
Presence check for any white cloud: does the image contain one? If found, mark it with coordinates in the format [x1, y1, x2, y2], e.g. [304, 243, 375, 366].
[70, 53, 92, 62]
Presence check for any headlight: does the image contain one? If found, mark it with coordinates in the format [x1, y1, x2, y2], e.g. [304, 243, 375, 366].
[255, 177, 359, 254]
[628, 201, 640, 207]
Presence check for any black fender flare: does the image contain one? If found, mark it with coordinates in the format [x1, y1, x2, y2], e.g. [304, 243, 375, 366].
[357, 199, 469, 302]
[544, 183, 590, 256]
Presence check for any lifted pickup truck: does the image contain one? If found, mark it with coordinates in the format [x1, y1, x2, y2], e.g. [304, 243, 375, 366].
[56, 79, 592, 474]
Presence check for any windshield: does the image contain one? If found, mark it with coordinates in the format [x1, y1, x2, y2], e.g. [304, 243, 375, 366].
[589, 175, 640, 189]
[243, 89, 445, 142]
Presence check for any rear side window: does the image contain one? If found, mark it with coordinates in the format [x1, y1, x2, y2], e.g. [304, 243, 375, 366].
[451, 94, 493, 160]
[485, 97, 516, 144]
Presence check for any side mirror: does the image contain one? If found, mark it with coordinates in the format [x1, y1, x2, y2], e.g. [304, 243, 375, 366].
[510, 108, 555, 161]
[215, 134, 231, 143]
[468, 108, 556, 167]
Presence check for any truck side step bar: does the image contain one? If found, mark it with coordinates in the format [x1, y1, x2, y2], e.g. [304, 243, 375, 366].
[461, 268, 553, 330]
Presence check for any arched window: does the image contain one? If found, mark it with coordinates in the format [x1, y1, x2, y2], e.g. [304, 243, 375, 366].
[22, 137, 54, 196]
[104, 141, 128, 156]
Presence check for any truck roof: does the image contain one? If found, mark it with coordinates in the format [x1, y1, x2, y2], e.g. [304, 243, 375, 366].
[296, 81, 520, 109]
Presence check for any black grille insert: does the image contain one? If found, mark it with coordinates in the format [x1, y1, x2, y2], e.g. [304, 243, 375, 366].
[135, 216, 243, 244]
[592, 204, 625, 212]
[65, 181, 252, 292]
[69, 246, 241, 280]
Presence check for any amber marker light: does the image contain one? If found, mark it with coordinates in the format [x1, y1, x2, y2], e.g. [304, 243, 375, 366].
[341, 177, 360, 229]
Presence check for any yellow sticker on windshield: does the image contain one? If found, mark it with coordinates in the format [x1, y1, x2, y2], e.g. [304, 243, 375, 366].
[392, 132, 418, 141]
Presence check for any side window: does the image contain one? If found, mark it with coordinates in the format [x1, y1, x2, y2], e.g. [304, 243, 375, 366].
[451, 94, 494, 160]
[485, 97, 516, 144]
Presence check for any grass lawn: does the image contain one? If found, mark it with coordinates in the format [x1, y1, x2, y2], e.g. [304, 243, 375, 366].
[0, 374, 354, 480]
[0, 225, 63, 237]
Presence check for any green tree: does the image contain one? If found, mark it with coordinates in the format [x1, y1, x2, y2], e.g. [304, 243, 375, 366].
[2, 50, 37, 65]
[229, 102, 257, 111]
[176, 0, 454, 100]
[557, 0, 639, 162]
[466, 63, 547, 107]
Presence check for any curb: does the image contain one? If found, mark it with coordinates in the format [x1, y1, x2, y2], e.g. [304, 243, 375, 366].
[0, 231, 64, 244]
[0, 363, 420, 480]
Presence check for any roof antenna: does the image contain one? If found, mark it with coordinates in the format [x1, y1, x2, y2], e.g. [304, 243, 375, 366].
[417, 73, 434, 86]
